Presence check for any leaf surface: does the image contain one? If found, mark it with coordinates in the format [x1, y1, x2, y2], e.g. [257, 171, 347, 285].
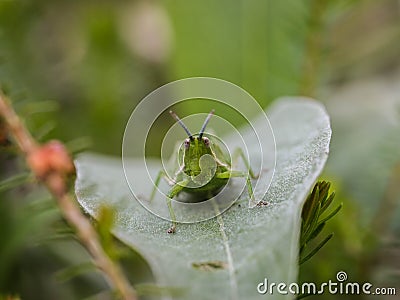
[75, 97, 331, 299]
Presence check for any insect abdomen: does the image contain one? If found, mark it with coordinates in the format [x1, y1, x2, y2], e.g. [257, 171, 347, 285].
[181, 176, 228, 202]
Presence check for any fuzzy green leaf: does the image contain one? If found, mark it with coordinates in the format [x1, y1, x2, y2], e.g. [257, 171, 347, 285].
[75, 97, 331, 300]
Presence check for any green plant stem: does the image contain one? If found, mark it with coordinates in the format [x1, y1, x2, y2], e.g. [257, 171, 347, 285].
[299, 0, 327, 97]
[0, 90, 137, 300]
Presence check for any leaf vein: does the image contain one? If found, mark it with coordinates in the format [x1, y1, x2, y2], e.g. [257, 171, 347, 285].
[216, 214, 238, 300]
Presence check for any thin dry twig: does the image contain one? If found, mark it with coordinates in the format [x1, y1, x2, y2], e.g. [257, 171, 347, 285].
[0, 90, 137, 300]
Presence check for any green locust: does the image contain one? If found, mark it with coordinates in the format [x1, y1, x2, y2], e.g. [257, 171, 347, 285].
[150, 110, 258, 233]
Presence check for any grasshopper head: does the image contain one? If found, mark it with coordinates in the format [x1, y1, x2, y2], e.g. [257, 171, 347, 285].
[170, 110, 215, 177]
[182, 135, 213, 177]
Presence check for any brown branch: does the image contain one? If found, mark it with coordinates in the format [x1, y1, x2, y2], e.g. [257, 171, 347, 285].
[0, 90, 137, 300]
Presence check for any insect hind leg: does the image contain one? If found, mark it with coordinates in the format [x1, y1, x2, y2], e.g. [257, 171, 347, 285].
[232, 148, 259, 179]
[216, 171, 255, 205]
[149, 170, 166, 202]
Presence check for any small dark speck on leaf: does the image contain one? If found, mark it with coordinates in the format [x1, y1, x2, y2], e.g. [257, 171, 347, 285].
[192, 261, 228, 271]
[167, 226, 176, 234]
[256, 201, 269, 207]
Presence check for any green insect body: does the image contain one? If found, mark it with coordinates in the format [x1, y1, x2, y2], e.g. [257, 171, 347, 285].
[180, 135, 228, 194]
[150, 110, 258, 234]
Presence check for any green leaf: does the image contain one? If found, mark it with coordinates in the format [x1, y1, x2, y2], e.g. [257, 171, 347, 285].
[299, 233, 334, 265]
[75, 97, 331, 300]
[55, 262, 96, 282]
[317, 203, 343, 226]
[166, 1, 311, 107]
[0, 172, 32, 192]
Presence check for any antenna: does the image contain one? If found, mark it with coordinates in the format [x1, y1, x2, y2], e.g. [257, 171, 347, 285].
[199, 109, 214, 138]
[169, 110, 193, 140]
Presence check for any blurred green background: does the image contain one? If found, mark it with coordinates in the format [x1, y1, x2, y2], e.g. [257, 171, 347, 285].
[1, 0, 400, 299]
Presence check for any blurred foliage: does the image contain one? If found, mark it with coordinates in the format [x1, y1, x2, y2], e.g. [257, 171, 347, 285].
[1, 0, 400, 299]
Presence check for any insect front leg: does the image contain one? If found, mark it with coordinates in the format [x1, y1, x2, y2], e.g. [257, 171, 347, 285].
[232, 148, 259, 179]
[165, 179, 189, 234]
[216, 171, 255, 204]
[149, 170, 181, 202]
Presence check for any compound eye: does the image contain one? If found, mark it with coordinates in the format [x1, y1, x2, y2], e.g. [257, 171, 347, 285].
[203, 137, 210, 147]
[184, 139, 190, 149]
